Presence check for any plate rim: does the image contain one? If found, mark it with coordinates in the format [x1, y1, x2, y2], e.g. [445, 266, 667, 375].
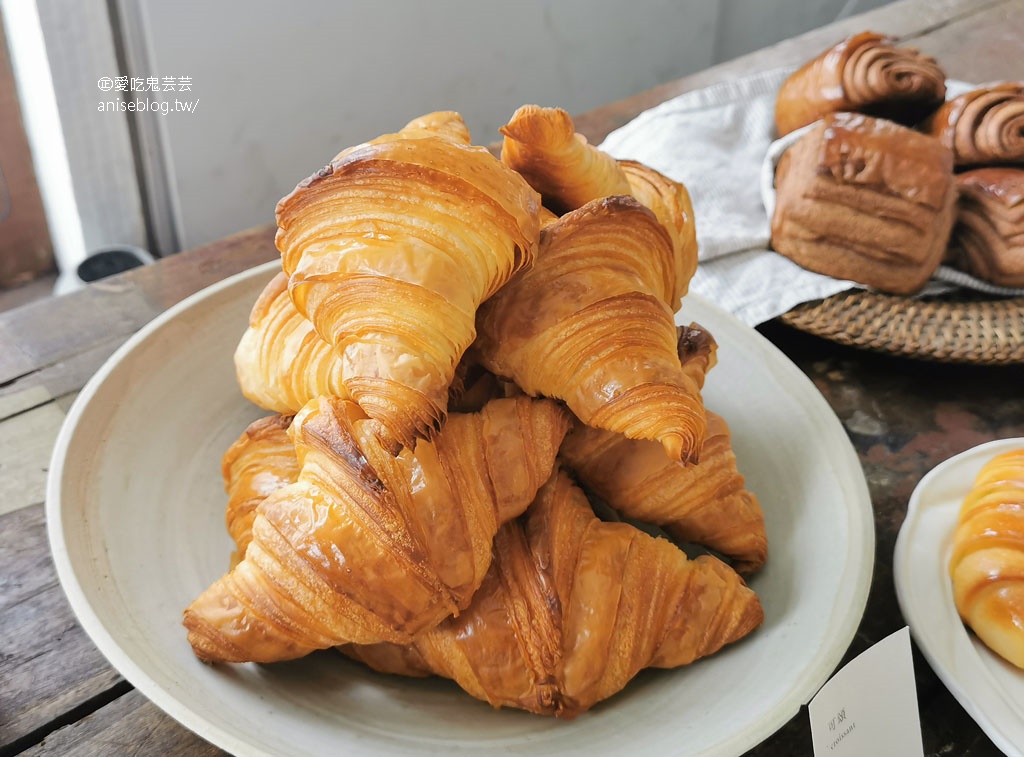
[46, 260, 874, 756]
[893, 437, 1024, 757]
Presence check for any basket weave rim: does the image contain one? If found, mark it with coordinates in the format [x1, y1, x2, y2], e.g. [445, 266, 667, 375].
[779, 289, 1024, 365]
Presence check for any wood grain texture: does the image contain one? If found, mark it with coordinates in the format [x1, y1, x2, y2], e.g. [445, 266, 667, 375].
[0, 224, 277, 387]
[0, 505, 123, 750]
[0, 403, 65, 516]
[20, 691, 223, 757]
[0, 0, 1019, 754]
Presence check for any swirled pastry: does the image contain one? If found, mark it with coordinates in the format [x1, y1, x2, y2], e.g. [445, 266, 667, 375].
[775, 31, 946, 136]
[924, 84, 1024, 167]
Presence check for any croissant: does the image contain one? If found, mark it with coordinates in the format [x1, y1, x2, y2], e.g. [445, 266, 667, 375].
[476, 195, 707, 463]
[221, 414, 298, 565]
[618, 159, 699, 307]
[774, 31, 946, 137]
[392, 110, 472, 145]
[950, 169, 1024, 287]
[500, 105, 631, 214]
[499, 107, 699, 305]
[924, 84, 1024, 167]
[771, 112, 956, 295]
[560, 322, 765, 573]
[276, 113, 541, 449]
[949, 448, 1024, 669]
[234, 272, 349, 413]
[184, 395, 569, 663]
[562, 410, 766, 574]
[343, 470, 763, 717]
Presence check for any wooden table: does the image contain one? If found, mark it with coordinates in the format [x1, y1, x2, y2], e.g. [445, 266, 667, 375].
[2, 0, 1021, 754]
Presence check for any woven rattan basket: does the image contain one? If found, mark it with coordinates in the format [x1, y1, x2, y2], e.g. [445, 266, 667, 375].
[780, 290, 1024, 365]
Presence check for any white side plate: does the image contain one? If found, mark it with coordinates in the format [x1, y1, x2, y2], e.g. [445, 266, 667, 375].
[895, 438, 1024, 757]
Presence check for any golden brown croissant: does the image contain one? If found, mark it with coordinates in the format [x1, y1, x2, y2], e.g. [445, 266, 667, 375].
[221, 414, 299, 565]
[924, 84, 1024, 167]
[184, 395, 569, 663]
[950, 169, 1024, 287]
[775, 31, 946, 137]
[950, 448, 1024, 669]
[276, 114, 542, 449]
[618, 159, 699, 307]
[393, 110, 472, 145]
[561, 411, 766, 574]
[234, 272, 349, 413]
[771, 112, 956, 294]
[559, 322, 765, 573]
[476, 195, 707, 463]
[499, 107, 698, 305]
[500, 105, 631, 214]
[343, 470, 763, 717]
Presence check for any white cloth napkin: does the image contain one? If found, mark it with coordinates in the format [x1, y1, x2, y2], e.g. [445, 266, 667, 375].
[598, 69, 1024, 325]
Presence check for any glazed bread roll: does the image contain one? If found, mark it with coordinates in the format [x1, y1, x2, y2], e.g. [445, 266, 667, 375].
[924, 83, 1024, 167]
[950, 448, 1024, 669]
[775, 31, 946, 137]
[771, 112, 956, 294]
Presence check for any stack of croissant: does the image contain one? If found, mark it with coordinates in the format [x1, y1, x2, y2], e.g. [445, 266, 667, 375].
[183, 107, 767, 718]
[771, 31, 1024, 293]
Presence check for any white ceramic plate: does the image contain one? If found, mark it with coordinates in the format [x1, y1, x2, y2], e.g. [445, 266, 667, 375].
[48, 261, 873, 757]
[894, 438, 1024, 757]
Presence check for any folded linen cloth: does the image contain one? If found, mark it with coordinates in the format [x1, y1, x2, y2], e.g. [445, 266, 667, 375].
[598, 68, 1024, 325]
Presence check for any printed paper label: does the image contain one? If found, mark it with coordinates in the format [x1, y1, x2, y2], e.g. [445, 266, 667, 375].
[809, 626, 923, 757]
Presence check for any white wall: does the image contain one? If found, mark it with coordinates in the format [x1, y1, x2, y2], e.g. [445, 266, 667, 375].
[44, 0, 892, 254]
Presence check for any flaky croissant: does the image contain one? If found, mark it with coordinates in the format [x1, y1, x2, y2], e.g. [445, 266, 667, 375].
[924, 84, 1024, 167]
[775, 31, 946, 136]
[500, 105, 631, 214]
[561, 411, 766, 575]
[618, 159, 698, 307]
[276, 113, 541, 449]
[234, 272, 349, 413]
[476, 195, 707, 463]
[184, 395, 568, 663]
[950, 448, 1024, 669]
[221, 414, 299, 565]
[499, 107, 698, 305]
[343, 470, 763, 718]
[559, 324, 766, 574]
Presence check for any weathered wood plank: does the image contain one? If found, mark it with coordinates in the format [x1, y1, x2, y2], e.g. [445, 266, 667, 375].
[0, 339, 122, 423]
[21, 690, 224, 757]
[0, 224, 277, 387]
[0, 402, 65, 517]
[0, 505, 123, 749]
[573, 0, 1011, 143]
